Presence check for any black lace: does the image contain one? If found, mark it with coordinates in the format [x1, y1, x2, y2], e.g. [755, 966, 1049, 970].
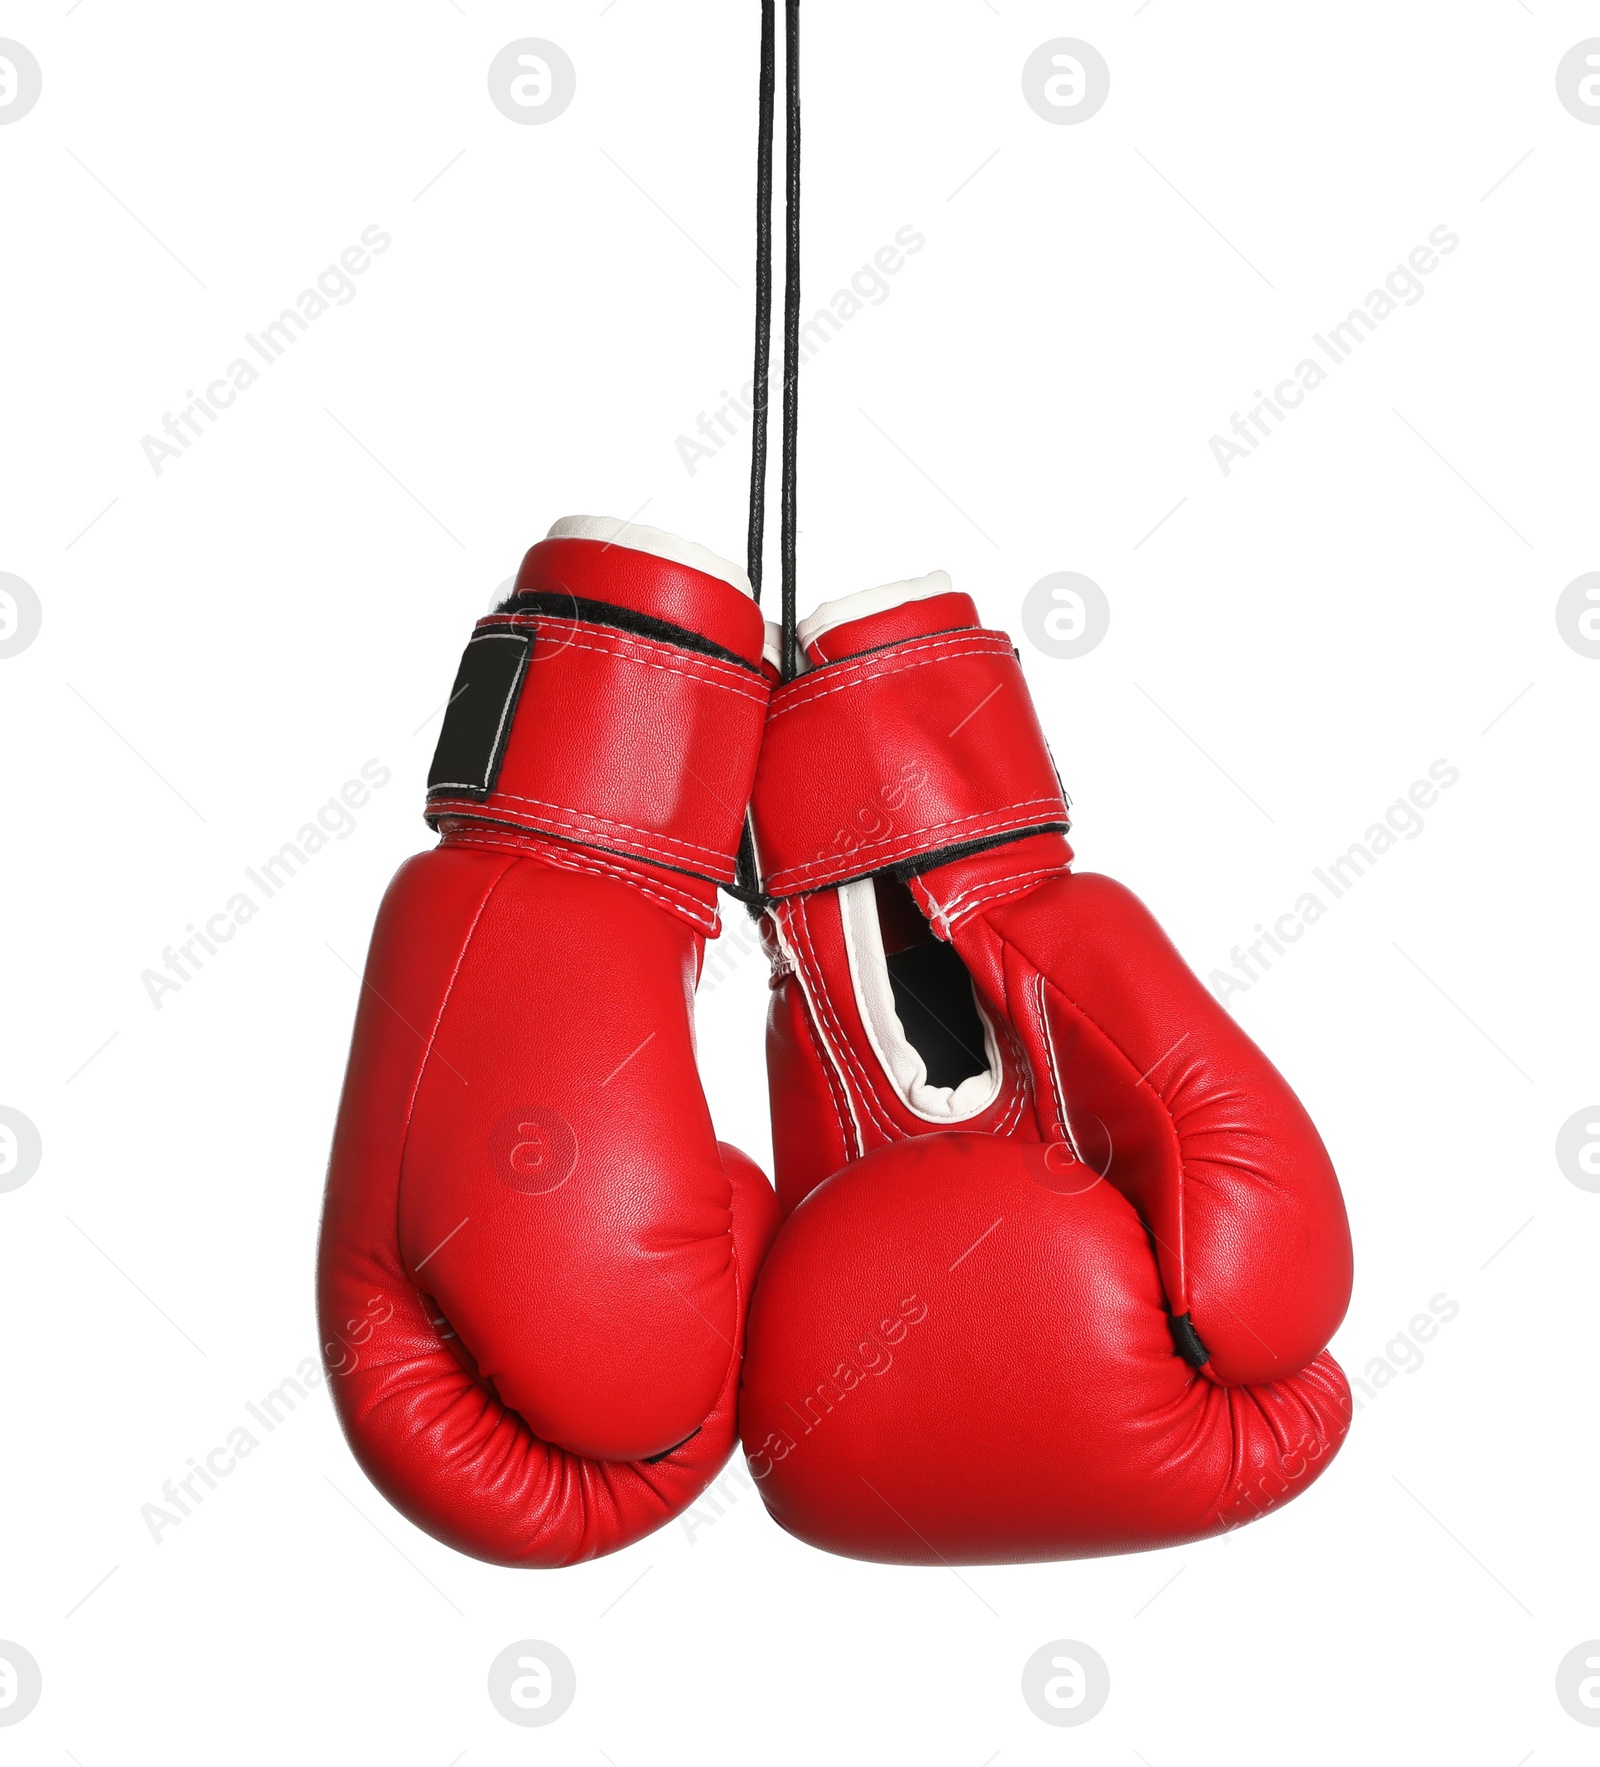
[748, 0, 801, 685]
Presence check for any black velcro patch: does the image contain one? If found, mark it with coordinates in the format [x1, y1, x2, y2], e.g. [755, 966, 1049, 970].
[427, 631, 533, 800]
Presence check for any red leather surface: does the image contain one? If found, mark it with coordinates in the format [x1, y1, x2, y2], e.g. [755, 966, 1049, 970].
[436, 818, 727, 936]
[923, 852, 1352, 1384]
[319, 546, 779, 1567]
[762, 936, 856, 1217]
[319, 839, 780, 1565]
[742, 592, 1354, 1560]
[805, 592, 979, 665]
[749, 630, 1068, 897]
[514, 536, 766, 668]
[740, 1137, 1351, 1565]
[427, 612, 768, 884]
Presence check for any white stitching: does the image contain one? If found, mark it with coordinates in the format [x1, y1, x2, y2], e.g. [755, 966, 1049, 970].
[791, 956, 854, 1163]
[486, 617, 769, 702]
[908, 875, 951, 939]
[764, 634, 1014, 721]
[989, 999, 1033, 1136]
[431, 800, 738, 875]
[995, 1068, 1030, 1135]
[920, 863, 1065, 931]
[445, 828, 710, 916]
[1006, 945, 1192, 1303]
[549, 632, 768, 702]
[758, 633, 1061, 891]
[766, 803, 1066, 893]
[785, 898, 903, 1144]
[433, 620, 766, 871]
[944, 872, 1069, 928]
[770, 904, 863, 1160]
[1034, 972, 1068, 1142]
[925, 864, 1061, 924]
[783, 901, 895, 1146]
[449, 631, 533, 794]
[452, 795, 735, 868]
[442, 828, 718, 933]
[444, 827, 713, 923]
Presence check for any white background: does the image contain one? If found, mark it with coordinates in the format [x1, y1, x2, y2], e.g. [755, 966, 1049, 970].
[2, 1, 1597, 1760]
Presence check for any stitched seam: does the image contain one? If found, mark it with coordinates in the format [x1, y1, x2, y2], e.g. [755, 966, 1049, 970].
[790, 950, 854, 1163]
[395, 854, 521, 1271]
[786, 899, 902, 1144]
[765, 635, 1013, 720]
[446, 832, 715, 932]
[783, 901, 894, 1148]
[456, 847, 712, 935]
[442, 829, 717, 932]
[996, 1069, 1030, 1135]
[431, 799, 735, 874]
[437, 797, 731, 866]
[991, 1005, 1034, 1136]
[781, 901, 871, 1145]
[909, 884, 1033, 1131]
[923, 863, 1066, 929]
[937, 870, 1070, 933]
[484, 617, 769, 700]
[1014, 953, 1191, 1305]
[546, 632, 768, 702]
[710, 1158, 743, 1399]
[772, 903, 863, 1160]
[790, 902, 902, 1144]
[473, 618, 767, 699]
[768, 803, 1065, 892]
[908, 875, 950, 939]
[1034, 972, 1069, 1141]
[444, 825, 693, 899]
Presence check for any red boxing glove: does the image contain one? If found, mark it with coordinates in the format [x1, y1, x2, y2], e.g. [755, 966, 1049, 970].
[318, 519, 779, 1568]
[739, 576, 1353, 1564]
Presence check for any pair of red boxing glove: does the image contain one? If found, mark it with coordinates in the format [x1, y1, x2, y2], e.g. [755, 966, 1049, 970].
[317, 517, 1354, 1568]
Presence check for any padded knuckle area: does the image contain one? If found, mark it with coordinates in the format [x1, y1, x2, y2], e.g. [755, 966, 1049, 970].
[1003, 898, 1352, 1388]
[741, 1137, 1346, 1563]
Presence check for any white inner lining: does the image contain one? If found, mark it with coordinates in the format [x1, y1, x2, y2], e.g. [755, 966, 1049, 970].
[765, 571, 955, 673]
[797, 572, 954, 652]
[547, 515, 753, 598]
[837, 878, 1001, 1123]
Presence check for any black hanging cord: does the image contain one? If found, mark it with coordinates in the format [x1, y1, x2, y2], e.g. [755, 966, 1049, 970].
[742, 0, 801, 662]
[779, 0, 801, 682]
[731, 0, 784, 909]
[745, 0, 776, 602]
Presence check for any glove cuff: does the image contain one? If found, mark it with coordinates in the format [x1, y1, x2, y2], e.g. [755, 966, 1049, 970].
[425, 532, 769, 884]
[749, 625, 1069, 898]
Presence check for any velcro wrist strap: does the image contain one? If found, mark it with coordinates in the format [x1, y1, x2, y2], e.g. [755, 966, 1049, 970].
[749, 629, 1069, 898]
[426, 613, 769, 883]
